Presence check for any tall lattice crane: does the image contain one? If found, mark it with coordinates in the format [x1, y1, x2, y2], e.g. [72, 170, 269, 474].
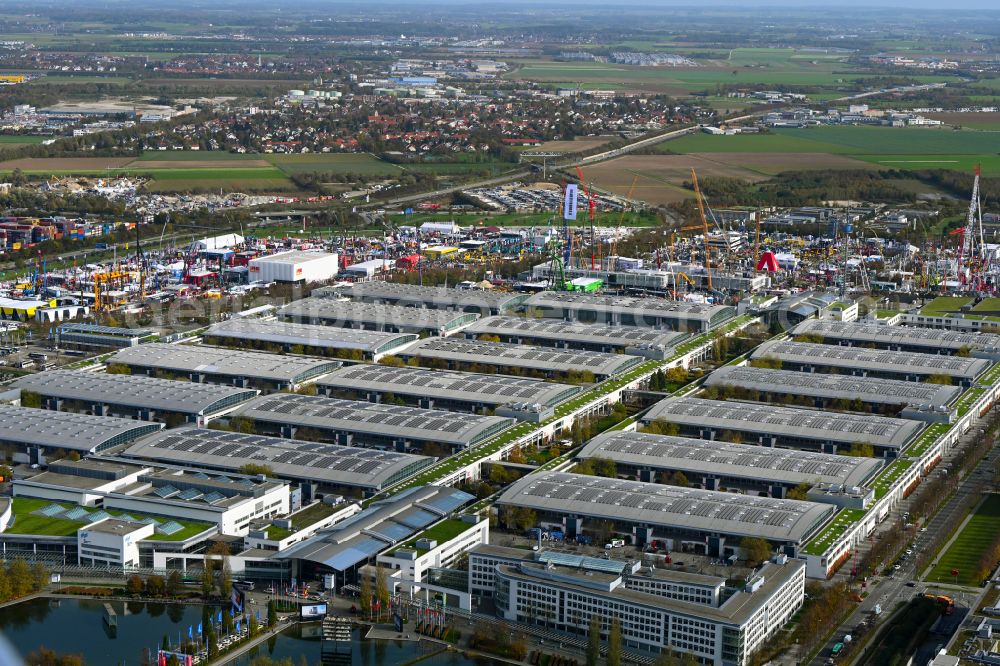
[690, 168, 713, 292]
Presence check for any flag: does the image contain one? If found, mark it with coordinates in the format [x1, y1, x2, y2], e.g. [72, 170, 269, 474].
[188, 625, 193, 640]
[217, 610, 222, 624]
[256, 609, 260, 622]
[236, 619, 241, 633]
[197, 622, 202, 635]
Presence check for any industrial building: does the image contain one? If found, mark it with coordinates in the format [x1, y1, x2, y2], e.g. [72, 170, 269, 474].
[123, 427, 434, 496]
[523, 291, 735, 332]
[463, 315, 688, 358]
[751, 339, 989, 386]
[314, 281, 530, 316]
[12, 370, 258, 426]
[277, 485, 475, 587]
[55, 323, 157, 350]
[316, 363, 580, 421]
[497, 472, 834, 553]
[248, 250, 340, 283]
[203, 318, 418, 362]
[0, 404, 164, 462]
[791, 319, 1000, 360]
[641, 396, 923, 455]
[233, 393, 515, 454]
[13, 457, 289, 536]
[470, 545, 805, 666]
[109, 343, 341, 392]
[703, 365, 961, 413]
[531, 261, 770, 295]
[278, 297, 480, 336]
[399, 337, 643, 381]
[578, 431, 883, 498]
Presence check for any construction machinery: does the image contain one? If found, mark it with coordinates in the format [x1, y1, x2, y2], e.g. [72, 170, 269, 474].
[689, 168, 714, 292]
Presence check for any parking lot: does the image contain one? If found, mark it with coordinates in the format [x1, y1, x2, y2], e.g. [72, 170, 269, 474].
[463, 183, 626, 213]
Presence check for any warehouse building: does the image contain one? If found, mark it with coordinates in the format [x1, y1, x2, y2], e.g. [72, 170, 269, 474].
[642, 396, 923, 456]
[473, 545, 805, 665]
[278, 297, 479, 336]
[13, 457, 289, 536]
[463, 315, 687, 359]
[248, 250, 339, 283]
[523, 292, 735, 332]
[203, 318, 418, 362]
[316, 364, 581, 422]
[55, 323, 157, 350]
[233, 393, 515, 454]
[109, 343, 341, 392]
[750, 339, 989, 386]
[315, 282, 530, 316]
[123, 427, 434, 496]
[0, 405, 164, 462]
[399, 337, 643, 381]
[578, 431, 883, 499]
[703, 365, 961, 414]
[12, 370, 257, 426]
[497, 472, 834, 554]
[791, 319, 1000, 360]
[277, 485, 475, 588]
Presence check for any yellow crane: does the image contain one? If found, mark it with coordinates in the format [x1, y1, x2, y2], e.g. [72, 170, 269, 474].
[609, 175, 639, 268]
[690, 168, 713, 292]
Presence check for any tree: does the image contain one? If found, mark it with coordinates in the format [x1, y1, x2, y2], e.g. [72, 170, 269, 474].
[147, 574, 166, 597]
[266, 599, 277, 627]
[359, 570, 373, 617]
[7, 559, 32, 598]
[843, 442, 874, 458]
[375, 565, 390, 619]
[249, 612, 259, 637]
[239, 463, 274, 476]
[200, 563, 214, 597]
[667, 471, 689, 487]
[219, 559, 233, 598]
[740, 537, 772, 566]
[30, 562, 47, 591]
[377, 355, 405, 367]
[787, 482, 811, 501]
[586, 613, 601, 666]
[105, 363, 131, 375]
[925, 374, 953, 385]
[592, 457, 618, 478]
[20, 390, 42, 408]
[166, 570, 183, 597]
[127, 574, 145, 596]
[26, 647, 86, 666]
[229, 416, 256, 434]
[608, 617, 622, 666]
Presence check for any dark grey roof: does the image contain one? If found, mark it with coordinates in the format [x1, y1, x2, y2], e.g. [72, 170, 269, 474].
[792, 319, 1000, 354]
[704, 365, 960, 408]
[464, 315, 687, 350]
[317, 364, 581, 408]
[643, 396, 922, 450]
[498, 472, 834, 543]
[579, 431, 883, 488]
[236, 394, 514, 447]
[316, 282, 529, 312]
[205, 318, 418, 354]
[278, 297, 479, 332]
[123, 427, 433, 490]
[0, 404, 163, 452]
[110, 343, 341, 384]
[524, 291, 735, 326]
[12, 370, 258, 417]
[751, 339, 988, 380]
[401, 337, 642, 377]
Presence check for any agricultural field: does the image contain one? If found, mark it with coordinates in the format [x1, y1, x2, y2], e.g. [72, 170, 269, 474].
[528, 137, 613, 153]
[507, 51, 959, 96]
[264, 153, 403, 176]
[584, 153, 875, 205]
[926, 112, 1000, 130]
[926, 494, 1000, 586]
[0, 135, 47, 153]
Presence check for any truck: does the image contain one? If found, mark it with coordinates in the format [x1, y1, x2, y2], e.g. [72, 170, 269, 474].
[549, 530, 564, 541]
[575, 534, 593, 545]
[323, 573, 335, 591]
[831, 643, 844, 657]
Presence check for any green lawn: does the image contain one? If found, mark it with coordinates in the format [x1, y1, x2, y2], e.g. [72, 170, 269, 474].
[920, 296, 974, 317]
[926, 494, 1000, 585]
[393, 519, 472, 554]
[288, 501, 342, 530]
[6, 497, 212, 541]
